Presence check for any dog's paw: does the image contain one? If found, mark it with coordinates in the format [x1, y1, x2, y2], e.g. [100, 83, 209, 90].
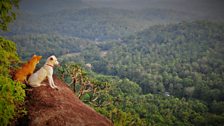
[50, 86, 59, 90]
[54, 86, 60, 90]
[41, 83, 47, 86]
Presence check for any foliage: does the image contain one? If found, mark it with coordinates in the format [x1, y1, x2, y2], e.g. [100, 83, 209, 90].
[56, 63, 89, 97]
[0, 0, 19, 31]
[56, 62, 221, 126]
[80, 21, 224, 102]
[0, 75, 26, 126]
[0, 37, 19, 75]
[6, 34, 93, 60]
[57, 21, 224, 125]
[4, 20, 224, 125]
[56, 63, 144, 125]
[0, 1, 222, 123]
[0, 37, 26, 126]
[56, 63, 111, 106]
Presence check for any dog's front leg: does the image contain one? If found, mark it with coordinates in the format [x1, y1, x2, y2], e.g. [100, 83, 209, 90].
[47, 76, 55, 89]
[51, 78, 58, 89]
[48, 76, 58, 89]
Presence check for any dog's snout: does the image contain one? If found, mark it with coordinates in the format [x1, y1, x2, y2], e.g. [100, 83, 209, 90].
[55, 61, 59, 66]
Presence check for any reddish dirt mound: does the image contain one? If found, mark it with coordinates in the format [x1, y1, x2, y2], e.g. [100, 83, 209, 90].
[26, 75, 113, 126]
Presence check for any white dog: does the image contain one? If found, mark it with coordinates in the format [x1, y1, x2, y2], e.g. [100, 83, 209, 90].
[28, 55, 59, 89]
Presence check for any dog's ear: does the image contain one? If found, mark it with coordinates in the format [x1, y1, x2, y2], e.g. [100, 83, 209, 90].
[37, 56, 42, 60]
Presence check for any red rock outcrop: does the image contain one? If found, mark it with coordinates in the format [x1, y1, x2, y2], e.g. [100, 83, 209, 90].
[26, 75, 113, 126]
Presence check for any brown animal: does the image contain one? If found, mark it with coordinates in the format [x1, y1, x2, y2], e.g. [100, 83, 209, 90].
[14, 55, 42, 83]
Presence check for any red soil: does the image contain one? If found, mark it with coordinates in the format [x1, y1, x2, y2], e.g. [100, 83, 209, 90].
[26, 75, 113, 126]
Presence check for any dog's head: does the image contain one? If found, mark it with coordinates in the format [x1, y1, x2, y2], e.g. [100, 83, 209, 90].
[47, 55, 59, 66]
[30, 55, 42, 64]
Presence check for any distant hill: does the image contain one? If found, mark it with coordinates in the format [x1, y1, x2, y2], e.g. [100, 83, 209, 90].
[4, 8, 196, 40]
[20, 0, 84, 14]
[2, 0, 224, 41]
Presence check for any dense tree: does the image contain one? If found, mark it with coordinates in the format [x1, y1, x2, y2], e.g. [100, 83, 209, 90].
[56, 62, 224, 126]
[6, 34, 92, 60]
[59, 21, 224, 125]
[0, 0, 19, 31]
[0, 37, 26, 126]
[0, 1, 27, 125]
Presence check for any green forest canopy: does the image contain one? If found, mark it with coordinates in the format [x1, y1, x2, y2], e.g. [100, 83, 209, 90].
[2, 0, 224, 125]
[7, 21, 224, 125]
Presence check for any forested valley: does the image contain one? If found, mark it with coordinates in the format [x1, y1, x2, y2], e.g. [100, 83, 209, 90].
[1, 0, 224, 125]
[5, 21, 224, 126]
